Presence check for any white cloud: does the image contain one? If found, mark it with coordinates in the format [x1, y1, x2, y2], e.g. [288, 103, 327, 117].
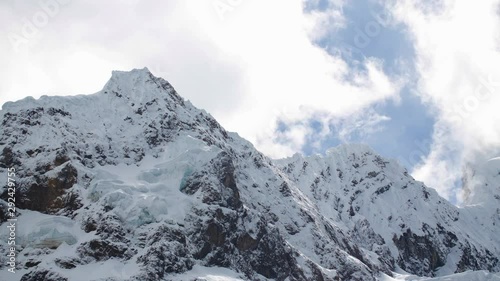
[389, 0, 500, 202]
[0, 0, 401, 159]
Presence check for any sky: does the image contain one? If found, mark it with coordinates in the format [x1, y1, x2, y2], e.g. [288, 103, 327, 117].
[1, 0, 499, 204]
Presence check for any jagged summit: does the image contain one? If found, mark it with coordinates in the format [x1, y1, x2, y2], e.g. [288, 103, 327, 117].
[2, 68, 180, 112]
[110, 67, 152, 77]
[104, 67, 157, 96]
[102, 67, 181, 103]
[0, 69, 499, 281]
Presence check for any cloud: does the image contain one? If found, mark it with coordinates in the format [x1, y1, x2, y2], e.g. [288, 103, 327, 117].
[389, 0, 500, 202]
[0, 0, 402, 159]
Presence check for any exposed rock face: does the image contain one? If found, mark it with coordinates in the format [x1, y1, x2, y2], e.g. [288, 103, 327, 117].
[0, 68, 499, 281]
[393, 228, 446, 275]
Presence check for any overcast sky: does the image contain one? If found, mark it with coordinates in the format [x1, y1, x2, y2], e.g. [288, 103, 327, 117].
[1, 0, 500, 204]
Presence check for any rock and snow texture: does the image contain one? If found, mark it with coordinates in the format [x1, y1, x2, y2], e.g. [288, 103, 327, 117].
[0, 68, 498, 280]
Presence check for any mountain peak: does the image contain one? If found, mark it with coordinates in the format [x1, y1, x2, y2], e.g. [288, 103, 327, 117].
[109, 67, 153, 80]
[100, 67, 184, 107]
[1, 68, 169, 112]
[103, 67, 157, 98]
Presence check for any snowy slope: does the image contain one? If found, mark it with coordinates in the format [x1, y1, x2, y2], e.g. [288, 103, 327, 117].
[276, 146, 500, 277]
[0, 68, 498, 281]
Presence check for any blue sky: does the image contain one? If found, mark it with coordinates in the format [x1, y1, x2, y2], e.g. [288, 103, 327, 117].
[279, 0, 436, 174]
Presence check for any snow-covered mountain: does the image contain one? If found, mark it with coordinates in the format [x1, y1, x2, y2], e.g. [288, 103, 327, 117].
[0, 68, 498, 281]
